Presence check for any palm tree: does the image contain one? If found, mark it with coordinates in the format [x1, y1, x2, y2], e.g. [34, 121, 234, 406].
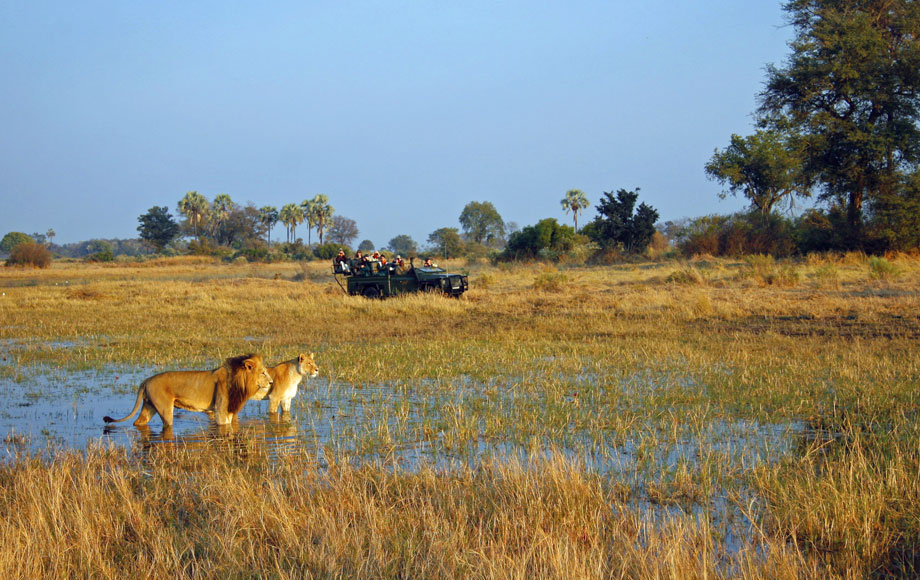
[178, 191, 209, 238]
[211, 193, 234, 244]
[259, 206, 279, 244]
[309, 194, 334, 245]
[279, 203, 305, 243]
[278, 204, 297, 243]
[45, 228, 56, 246]
[561, 189, 589, 233]
[290, 205, 305, 242]
[301, 198, 317, 246]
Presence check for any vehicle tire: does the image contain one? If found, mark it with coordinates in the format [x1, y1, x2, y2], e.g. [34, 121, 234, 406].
[362, 286, 381, 299]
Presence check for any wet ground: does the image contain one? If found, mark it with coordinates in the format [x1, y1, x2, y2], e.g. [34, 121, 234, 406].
[0, 362, 809, 560]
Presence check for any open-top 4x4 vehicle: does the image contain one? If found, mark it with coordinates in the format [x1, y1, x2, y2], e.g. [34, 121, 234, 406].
[334, 259, 469, 298]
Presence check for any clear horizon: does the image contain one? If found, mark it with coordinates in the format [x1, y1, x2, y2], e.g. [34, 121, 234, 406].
[1, 1, 792, 247]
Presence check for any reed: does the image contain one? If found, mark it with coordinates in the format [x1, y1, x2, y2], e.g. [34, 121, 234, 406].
[0, 254, 918, 577]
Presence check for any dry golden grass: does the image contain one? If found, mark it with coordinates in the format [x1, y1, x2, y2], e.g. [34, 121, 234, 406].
[0, 443, 832, 580]
[1, 254, 919, 577]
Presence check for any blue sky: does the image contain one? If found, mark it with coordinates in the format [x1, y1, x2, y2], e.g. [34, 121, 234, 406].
[1, 1, 792, 248]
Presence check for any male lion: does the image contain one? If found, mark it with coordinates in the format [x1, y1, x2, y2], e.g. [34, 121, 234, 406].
[250, 352, 319, 414]
[103, 354, 273, 427]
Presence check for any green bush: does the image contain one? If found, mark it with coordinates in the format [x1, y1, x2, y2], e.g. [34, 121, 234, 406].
[503, 218, 575, 261]
[314, 243, 348, 260]
[84, 250, 114, 263]
[868, 257, 901, 281]
[811, 264, 840, 288]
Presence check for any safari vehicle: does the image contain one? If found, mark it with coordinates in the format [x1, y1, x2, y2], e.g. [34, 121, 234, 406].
[334, 258, 469, 298]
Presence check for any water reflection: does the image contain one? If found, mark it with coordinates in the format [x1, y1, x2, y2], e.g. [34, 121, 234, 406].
[118, 414, 303, 462]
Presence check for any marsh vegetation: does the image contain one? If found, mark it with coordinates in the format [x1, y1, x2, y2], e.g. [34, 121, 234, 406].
[1, 255, 918, 578]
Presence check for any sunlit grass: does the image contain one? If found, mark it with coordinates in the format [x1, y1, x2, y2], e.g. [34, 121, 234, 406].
[1, 254, 919, 576]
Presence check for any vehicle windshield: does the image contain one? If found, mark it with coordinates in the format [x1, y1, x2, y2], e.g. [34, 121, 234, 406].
[417, 267, 445, 273]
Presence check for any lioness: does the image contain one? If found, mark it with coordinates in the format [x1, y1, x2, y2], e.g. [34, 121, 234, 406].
[103, 353, 272, 427]
[250, 352, 319, 414]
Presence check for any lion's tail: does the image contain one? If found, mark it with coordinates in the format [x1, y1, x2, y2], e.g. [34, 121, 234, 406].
[103, 382, 146, 423]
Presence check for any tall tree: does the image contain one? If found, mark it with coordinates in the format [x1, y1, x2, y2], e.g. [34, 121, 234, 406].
[45, 228, 55, 246]
[211, 193, 235, 244]
[137, 206, 180, 252]
[278, 204, 296, 243]
[301, 198, 317, 246]
[279, 203, 304, 243]
[705, 130, 808, 215]
[560, 189, 590, 232]
[327, 215, 359, 247]
[589, 188, 659, 253]
[259, 206, 279, 244]
[459, 201, 505, 246]
[307, 194, 334, 245]
[387, 234, 418, 256]
[427, 227, 464, 259]
[759, 0, 920, 247]
[177, 191, 210, 238]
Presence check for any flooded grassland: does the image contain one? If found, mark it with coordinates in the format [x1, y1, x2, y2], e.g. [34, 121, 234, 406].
[0, 256, 918, 578]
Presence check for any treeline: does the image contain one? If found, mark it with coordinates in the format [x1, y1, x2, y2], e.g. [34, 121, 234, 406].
[7, 3, 920, 267]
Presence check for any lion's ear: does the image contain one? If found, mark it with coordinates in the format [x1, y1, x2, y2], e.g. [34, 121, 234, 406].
[299, 353, 306, 362]
[309, 352, 314, 359]
[244, 360, 255, 371]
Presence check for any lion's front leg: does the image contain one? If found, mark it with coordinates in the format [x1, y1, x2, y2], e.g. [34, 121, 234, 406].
[213, 391, 232, 425]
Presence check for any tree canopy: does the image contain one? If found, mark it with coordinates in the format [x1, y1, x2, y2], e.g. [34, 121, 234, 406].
[327, 216, 359, 247]
[705, 130, 806, 215]
[459, 201, 505, 246]
[387, 234, 418, 256]
[137, 206, 180, 252]
[0, 232, 34, 255]
[427, 227, 464, 259]
[759, 0, 920, 248]
[585, 188, 659, 253]
[561, 189, 590, 232]
[505, 218, 575, 260]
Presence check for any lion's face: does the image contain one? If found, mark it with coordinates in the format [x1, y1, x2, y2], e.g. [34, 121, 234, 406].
[242, 355, 273, 391]
[297, 352, 319, 379]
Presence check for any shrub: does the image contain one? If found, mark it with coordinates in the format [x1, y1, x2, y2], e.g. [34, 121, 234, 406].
[476, 273, 494, 289]
[811, 264, 840, 289]
[868, 257, 901, 281]
[503, 218, 575, 261]
[5, 242, 52, 268]
[84, 251, 114, 263]
[533, 269, 568, 292]
[739, 255, 799, 286]
[187, 238, 220, 256]
[665, 267, 706, 285]
[314, 243, 348, 260]
[678, 212, 796, 258]
[233, 247, 270, 262]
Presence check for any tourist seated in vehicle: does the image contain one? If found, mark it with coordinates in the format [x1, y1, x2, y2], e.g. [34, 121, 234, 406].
[334, 249, 350, 273]
[423, 257, 435, 268]
[388, 255, 404, 274]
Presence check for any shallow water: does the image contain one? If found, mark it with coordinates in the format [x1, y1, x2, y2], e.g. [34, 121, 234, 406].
[0, 365, 801, 472]
[0, 363, 809, 562]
